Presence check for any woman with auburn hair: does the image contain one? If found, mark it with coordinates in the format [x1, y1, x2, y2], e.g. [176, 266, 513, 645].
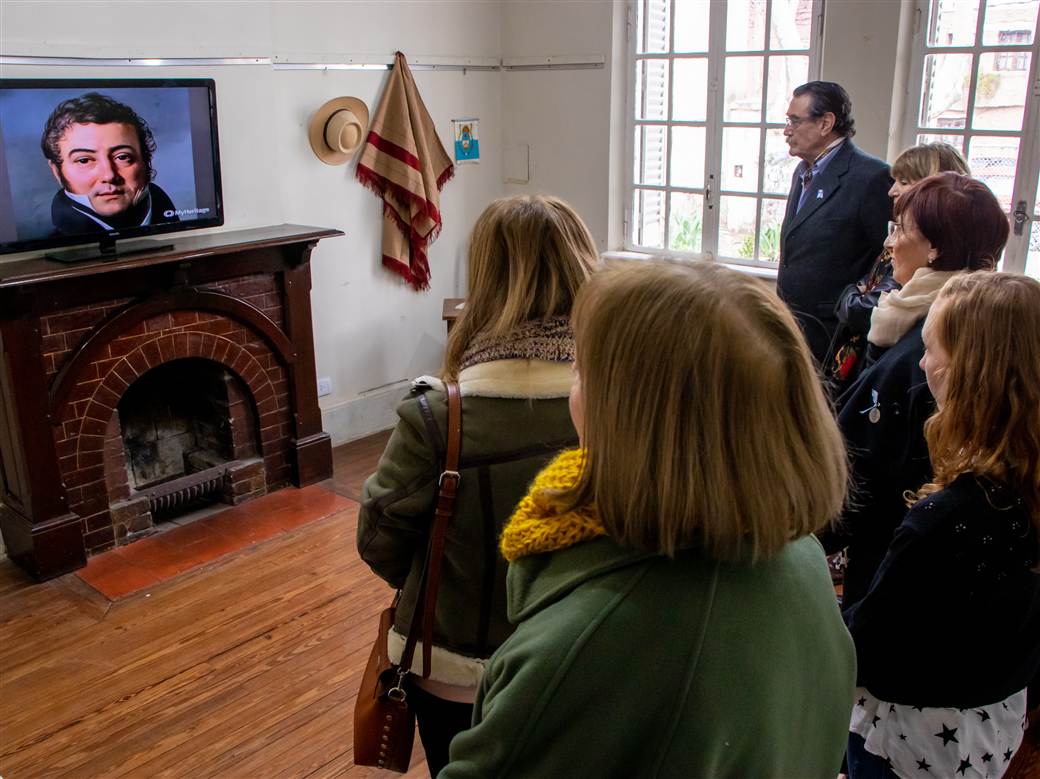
[826, 142, 970, 390]
[825, 172, 1010, 611]
[441, 261, 856, 778]
[358, 194, 597, 775]
[844, 272, 1040, 778]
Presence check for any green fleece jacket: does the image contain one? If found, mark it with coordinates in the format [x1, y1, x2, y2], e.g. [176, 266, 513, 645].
[441, 535, 856, 778]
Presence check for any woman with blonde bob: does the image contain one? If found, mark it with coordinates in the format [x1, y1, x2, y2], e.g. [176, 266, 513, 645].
[844, 272, 1040, 778]
[358, 195, 597, 775]
[442, 261, 857, 778]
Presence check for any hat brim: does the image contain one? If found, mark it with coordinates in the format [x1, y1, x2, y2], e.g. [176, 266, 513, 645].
[308, 96, 370, 166]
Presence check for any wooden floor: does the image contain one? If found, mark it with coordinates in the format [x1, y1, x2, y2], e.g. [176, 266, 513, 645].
[0, 430, 428, 778]
[2, 427, 1038, 778]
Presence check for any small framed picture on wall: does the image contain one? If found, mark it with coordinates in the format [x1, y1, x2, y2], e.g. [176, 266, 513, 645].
[452, 118, 479, 164]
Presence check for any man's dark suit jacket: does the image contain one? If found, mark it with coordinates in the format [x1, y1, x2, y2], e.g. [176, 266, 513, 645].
[777, 140, 892, 365]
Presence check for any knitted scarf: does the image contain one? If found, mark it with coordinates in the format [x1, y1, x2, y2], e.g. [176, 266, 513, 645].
[500, 449, 605, 562]
[868, 267, 960, 348]
[459, 316, 575, 371]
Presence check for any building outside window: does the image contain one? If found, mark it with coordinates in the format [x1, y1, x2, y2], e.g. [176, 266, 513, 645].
[907, 0, 1040, 277]
[996, 29, 1031, 69]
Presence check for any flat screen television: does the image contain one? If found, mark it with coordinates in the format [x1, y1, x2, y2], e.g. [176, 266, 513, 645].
[0, 78, 223, 260]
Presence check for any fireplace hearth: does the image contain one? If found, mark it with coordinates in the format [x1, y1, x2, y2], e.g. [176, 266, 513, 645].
[0, 225, 342, 580]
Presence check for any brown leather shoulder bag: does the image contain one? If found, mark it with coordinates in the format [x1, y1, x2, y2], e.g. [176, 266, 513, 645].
[353, 379, 462, 772]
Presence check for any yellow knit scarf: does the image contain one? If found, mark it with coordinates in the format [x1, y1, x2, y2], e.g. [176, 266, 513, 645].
[500, 449, 606, 562]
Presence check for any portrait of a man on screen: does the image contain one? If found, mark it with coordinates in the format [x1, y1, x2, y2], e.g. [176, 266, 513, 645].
[40, 92, 180, 235]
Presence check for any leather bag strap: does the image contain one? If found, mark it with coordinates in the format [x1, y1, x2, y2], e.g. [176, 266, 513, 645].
[398, 379, 462, 679]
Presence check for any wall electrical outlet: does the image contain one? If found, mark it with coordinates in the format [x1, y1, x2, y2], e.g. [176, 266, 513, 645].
[317, 377, 332, 397]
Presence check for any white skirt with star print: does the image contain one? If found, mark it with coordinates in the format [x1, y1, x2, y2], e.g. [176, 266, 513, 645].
[850, 686, 1027, 778]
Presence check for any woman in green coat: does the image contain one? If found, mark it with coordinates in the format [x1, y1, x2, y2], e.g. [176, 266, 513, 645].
[441, 261, 857, 778]
[357, 195, 598, 775]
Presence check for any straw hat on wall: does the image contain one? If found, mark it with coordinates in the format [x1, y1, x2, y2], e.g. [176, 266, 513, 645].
[309, 96, 369, 165]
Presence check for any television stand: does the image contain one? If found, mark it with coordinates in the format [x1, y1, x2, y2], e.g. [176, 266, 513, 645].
[45, 236, 175, 264]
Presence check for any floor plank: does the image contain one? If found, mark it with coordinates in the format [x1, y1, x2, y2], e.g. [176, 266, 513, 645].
[324, 431, 393, 502]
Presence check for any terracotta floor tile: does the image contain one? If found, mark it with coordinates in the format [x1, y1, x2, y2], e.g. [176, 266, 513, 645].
[77, 555, 162, 600]
[151, 518, 225, 549]
[164, 536, 247, 573]
[108, 539, 200, 581]
[207, 511, 292, 546]
[153, 524, 245, 565]
[76, 484, 358, 601]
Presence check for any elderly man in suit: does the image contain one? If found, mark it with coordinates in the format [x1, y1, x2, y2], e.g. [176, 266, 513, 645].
[778, 81, 892, 367]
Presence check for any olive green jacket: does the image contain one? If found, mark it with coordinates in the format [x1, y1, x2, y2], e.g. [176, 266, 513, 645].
[357, 359, 577, 686]
[441, 535, 856, 778]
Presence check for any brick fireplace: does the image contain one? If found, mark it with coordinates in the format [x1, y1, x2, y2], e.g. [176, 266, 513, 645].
[0, 225, 342, 580]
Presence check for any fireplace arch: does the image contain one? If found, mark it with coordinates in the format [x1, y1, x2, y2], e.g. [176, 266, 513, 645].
[54, 306, 295, 553]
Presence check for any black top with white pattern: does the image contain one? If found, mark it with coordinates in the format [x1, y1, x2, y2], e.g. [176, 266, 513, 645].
[845, 472, 1040, 709]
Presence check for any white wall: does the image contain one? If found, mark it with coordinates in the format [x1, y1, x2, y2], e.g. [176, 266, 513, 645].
[1, 0, 504, 442]
[500, 0, 618, 250]
[819, 0, 905, 160]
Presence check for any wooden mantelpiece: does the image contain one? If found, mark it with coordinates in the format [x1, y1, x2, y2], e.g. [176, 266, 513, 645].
[0, 224, 343, 581]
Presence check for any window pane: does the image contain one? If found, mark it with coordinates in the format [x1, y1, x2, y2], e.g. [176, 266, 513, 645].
[1027, 220, 1040, 280]
[724, 56, 764, 122]
[927, 0, 980, 47]
[764, 128, 798, 194]
[1027, 169, 1039, 279]
[757, 199, 787, 262]
[920, 53, 972, 129]
[981, 0, 1038, 46]
[972, 51, 1031, 130]
[636, 59, 670, 120]
[719, 195, 759, 257]
[669, 192, 705, 253]
[673, 58, 710, 121]
[728, 0, 766, 51]
[674, 0, 710, 52]
[766, 55, 809, 125]
[916, 132, 965, 152]
[637, 0, 671, 54]
[670, 126, 707, 188]
[967, 135, 1020, 211]
[769, 0, 814, 50]
[722, 127, 762, 193]
[634, 125, 669, 186]
[633, 189, 666, 249]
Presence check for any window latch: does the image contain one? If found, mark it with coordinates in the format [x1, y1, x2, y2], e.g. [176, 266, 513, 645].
[1012, 200, 1031, 236]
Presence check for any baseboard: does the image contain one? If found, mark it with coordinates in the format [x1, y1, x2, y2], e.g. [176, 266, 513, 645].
[319, 380, 411, 446]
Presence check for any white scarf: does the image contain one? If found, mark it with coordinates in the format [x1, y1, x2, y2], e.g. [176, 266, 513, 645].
[868, 267, 960, 347]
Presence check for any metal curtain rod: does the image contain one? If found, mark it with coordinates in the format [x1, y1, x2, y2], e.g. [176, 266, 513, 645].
[0, 54, 605, 71]
[0, 56, 271, 67]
